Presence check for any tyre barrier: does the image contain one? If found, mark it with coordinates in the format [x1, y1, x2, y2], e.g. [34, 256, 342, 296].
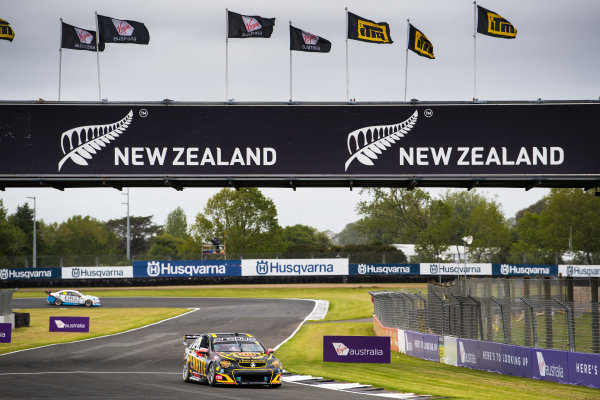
[14, 312, 30, 328]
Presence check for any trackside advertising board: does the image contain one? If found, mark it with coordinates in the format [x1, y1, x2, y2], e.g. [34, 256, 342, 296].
[49, 316, 90, 332]
[559, 265, 600, 277]
[133, 260, 241, 277]
[62, 266, 133, 279]
[421, 263, 492, 276]
[493, 264, 557, 276]
[0, 267, 61, 280]
[323, 336, 390, 363]
[0, 323, 11, 343]
[350, 263, 419, 275]
[241, 259, 348, 277]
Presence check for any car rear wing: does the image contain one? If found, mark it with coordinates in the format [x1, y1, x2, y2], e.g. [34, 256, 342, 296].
[183, 334, 201, 346]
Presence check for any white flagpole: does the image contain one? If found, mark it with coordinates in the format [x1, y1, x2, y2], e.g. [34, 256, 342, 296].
[58, 18, 63, 101]
[225, 8, 229, 101]
[345, 7, 349, 102]
[473, 1, 477, 100]
[289, 21, 293, 102]
[404, 19, 409, 102]
[95, 11, 102, 101]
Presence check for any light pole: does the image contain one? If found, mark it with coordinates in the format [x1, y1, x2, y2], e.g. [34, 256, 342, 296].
[122, 188, 130, 260]
[26, 196, 36, 268]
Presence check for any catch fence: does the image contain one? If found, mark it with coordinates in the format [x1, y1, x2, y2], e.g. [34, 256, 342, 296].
[371, 277, 600, 354]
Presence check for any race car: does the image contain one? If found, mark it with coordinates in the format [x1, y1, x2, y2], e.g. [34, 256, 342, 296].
[45, 289, 101, 307]
[182, 332, 282, 387]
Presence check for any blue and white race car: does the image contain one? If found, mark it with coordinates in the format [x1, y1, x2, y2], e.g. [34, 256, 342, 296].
[46, 289, 101, 307]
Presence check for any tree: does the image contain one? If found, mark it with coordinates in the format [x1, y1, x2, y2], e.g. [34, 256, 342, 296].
[165, 207, 189, 239]
[190, 188, 284, 257]
[282, 224, 333, 255]
[334, 221, 370, 246]
[8, 203, 39, 256]
[106, 216, 160, 257]
[146, 232, 186, 258]
[46, 216, 118, 256]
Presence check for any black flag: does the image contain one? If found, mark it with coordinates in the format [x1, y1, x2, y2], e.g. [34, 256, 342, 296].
[290, 25, 331, 53]
[97, 15, 150, 44]
[476, 5, 517, 39]
[227, 11, 275, 38]
[347, 12, 392, 44]
[61, 22, 104, 52]
[407, 24, 434, 59]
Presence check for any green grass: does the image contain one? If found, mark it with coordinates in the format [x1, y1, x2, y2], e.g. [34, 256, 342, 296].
[276, 322, 600, 400]
[14, 283, 424, 321]
[1, 307, 189, 354]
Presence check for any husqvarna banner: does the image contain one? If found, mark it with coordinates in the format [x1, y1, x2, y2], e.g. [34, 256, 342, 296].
[62, 266, 133, 279]
[0, 102, 597, 187]
[421, 263, 492, 276]
[559, 265, 600, 277]
[241, 259, 349, 276]
[133, 260, 241, 277]
[0, 268, 61, 280]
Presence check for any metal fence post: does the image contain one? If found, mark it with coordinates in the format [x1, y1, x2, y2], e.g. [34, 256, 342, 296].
[491, 297, 508, 344]
[554, 298, 575, 352]
[520, 297, 539, 348]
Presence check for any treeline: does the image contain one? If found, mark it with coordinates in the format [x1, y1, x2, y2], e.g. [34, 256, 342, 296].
[0, 187, 598, 266]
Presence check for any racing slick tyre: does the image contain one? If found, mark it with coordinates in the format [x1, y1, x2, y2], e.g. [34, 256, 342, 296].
[85, 299, 93, 307]
[54, 298, 62, 306]
[207, 362, 216, 387]
[182, 360, 191, 383]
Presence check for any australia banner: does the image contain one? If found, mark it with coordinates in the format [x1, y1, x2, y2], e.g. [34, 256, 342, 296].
[97, 15, 150, 44]
[61, 22, 104, 52]
[228, 11, 275, 38]
[0, 102, 597, 188]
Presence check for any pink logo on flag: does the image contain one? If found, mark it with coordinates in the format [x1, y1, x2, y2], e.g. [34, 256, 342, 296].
[74, 28, 93, 44]
[302, 31, 319, 45]
[242, 16, 262, 32]
[111, 19, 134, 36]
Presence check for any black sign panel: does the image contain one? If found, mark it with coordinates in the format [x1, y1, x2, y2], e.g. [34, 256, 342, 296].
[0, 102, 597, 188]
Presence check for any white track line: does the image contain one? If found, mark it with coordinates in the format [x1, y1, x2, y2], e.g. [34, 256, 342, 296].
[0, 307, 200, 357]
[273, 299, 329, 351]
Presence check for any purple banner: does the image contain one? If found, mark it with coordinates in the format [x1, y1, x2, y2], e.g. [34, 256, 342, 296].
[323, 336, 390, 363]
[49, 316, 90, 332]
[568, 351, 600, 388]
[404, 331, 440, 361]
[532, 348, 569, 384]
[458, 339, 532, 377]
[0, 323, 11, 343]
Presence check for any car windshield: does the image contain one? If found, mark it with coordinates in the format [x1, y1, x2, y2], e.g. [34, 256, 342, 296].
[214, 340, 264, 353]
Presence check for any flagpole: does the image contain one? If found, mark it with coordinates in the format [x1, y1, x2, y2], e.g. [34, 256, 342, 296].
[473, 1, 477, 101]
[345, 7, 349, 102]
[58, 18, 63, 101]
[225, 8, 229, 101]
[289, 21, 293, 102]
[95, 11, 102, 101]
[404, 19, 409, 102]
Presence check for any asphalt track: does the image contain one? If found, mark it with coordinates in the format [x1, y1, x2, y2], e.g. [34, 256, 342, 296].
[2, 297, 417, 400]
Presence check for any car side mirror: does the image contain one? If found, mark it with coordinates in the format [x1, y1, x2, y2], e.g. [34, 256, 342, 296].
[266, 348, 275, 354]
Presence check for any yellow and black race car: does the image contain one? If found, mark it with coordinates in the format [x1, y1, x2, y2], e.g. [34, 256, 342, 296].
[182, 332, 283, 387]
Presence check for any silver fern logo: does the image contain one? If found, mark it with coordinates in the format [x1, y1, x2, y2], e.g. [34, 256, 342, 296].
[344, 110, 418, 171]
[58, 110, 133, 171]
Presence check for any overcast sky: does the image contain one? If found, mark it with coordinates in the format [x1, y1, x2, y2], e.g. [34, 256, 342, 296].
[1, 0, 598, 233]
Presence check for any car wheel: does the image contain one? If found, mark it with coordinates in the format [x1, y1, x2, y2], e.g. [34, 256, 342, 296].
[182, 360, 191, 383]
[207, 363, 216, 387]
[84, 299, 93, 307]
[55, 298, 62, 306]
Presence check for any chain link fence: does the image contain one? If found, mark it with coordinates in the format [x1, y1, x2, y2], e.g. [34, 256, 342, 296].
[371, 277, 600, 354]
